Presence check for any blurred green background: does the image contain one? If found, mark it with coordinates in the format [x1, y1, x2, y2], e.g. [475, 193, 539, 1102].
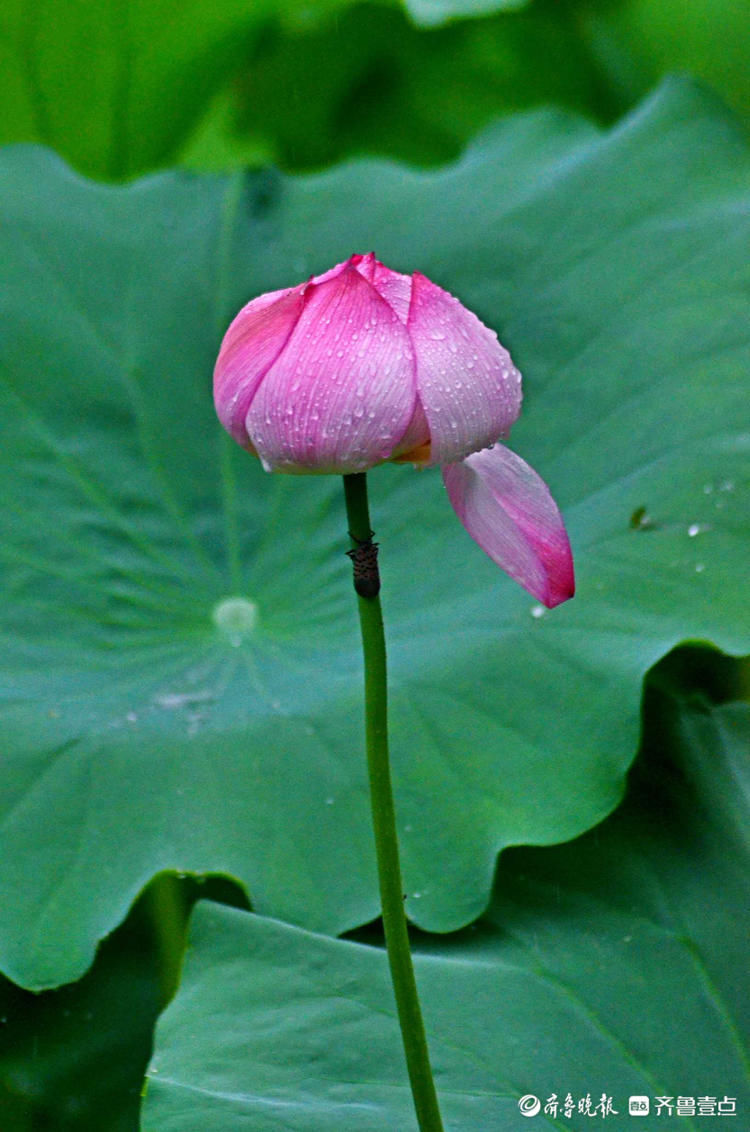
[1, 0, 749, 181]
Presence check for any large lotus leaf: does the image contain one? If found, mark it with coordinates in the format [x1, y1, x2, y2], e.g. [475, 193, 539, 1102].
[0, 0, 353, 179]
[142, 691, 750, 1128]
[1, 80, 749, 991]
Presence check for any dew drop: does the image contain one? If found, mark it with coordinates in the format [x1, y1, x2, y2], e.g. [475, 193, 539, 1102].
[530, 604, 546, 619]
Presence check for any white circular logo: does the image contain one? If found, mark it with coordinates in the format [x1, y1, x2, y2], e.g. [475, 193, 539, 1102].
[518, 1095, 541, 1117]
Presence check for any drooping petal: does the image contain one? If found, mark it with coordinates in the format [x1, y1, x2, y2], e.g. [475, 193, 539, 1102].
[246, 264, 418, 473]
[408, 273, 522, 466]
[442, 446, 575, 608]
[213, 284, 306, 447]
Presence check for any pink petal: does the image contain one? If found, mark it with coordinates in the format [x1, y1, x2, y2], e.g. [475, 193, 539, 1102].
[371, 259, 413, 324]
[311, 253, 369, 287]
[408, 273, 522, 465]
[350, 251, 377, 283]
[247, 264, 418, 473]
[442, 446, 575, 608]
[213, 284, 306, 447]
[390, 397, 431, 461]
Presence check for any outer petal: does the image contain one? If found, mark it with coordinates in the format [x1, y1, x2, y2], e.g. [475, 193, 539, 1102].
[213, 284, 306, 447]
[408, 273, 522, 465]
[247, 264, 418, 473]
[371, 258, 413, 324]
[442, 446, 575, 608]
[310, 254, 363, 287]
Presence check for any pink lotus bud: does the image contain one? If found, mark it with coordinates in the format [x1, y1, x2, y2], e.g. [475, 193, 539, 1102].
[214, 254, 574, 606]
[214, 252, 521, 473]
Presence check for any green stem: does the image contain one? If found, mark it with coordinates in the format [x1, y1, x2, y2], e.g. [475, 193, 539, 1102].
[343, 472, 445, 1132]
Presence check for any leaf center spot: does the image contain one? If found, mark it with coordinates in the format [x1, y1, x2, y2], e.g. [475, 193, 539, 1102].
[212, 597, 258, 645]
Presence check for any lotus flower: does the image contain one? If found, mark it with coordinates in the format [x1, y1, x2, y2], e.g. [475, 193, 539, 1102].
[214, 253, 574, 608]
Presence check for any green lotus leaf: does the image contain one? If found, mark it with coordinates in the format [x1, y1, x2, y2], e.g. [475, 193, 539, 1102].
[142, 691, 750, 1127]
[0, 79, 748, 989]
